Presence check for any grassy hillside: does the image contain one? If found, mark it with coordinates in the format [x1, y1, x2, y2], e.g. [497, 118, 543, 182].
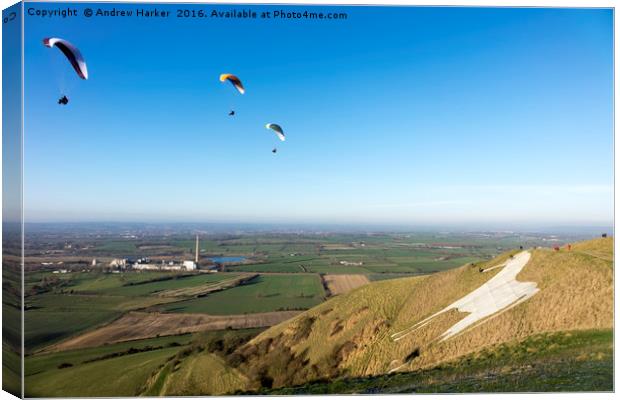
[24, 329, 261, 397]
[262, 329, 613, 394]
[156, 353, 248, 395]
[221, 238, 612, 391]
[26, 347, 180, 397]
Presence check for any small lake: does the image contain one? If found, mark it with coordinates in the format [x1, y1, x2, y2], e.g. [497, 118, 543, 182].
[207, 256, 246, 264]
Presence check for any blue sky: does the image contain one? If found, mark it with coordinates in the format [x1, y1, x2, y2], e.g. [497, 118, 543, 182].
[22, 4, 613, 227]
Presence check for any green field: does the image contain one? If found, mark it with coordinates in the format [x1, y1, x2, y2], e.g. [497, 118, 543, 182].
[26, 334, 195, 377]
[24, 270, 323, 351]
[25, 294, 125, 352]
[66, 271, 175, 292]
[95, 240, 138, 253]
[159, 274, 326, 314]
[25, 270, 175, 294]
[228, 261, 308, 273]
[23, 272, 243, 351]
[226, 239, 486, 275]
[166, 233, 525, 276]
[102, 273, 240, 296]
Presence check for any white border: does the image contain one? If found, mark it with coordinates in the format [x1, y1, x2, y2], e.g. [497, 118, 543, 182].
[0, 1, 616, 400]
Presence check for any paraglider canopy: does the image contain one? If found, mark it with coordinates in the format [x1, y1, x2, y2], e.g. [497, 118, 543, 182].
[43, 37, 88, 80]
[219, 73, 245, 94]
[266, 123, 285, 141]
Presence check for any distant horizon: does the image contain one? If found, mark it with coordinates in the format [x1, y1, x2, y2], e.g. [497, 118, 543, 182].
[19, 219, 613, 235]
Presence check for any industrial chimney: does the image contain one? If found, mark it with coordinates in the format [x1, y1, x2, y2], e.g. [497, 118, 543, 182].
[195, 235, 199, 263]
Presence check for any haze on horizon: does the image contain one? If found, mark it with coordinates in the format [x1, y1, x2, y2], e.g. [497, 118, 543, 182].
[21, 6, 613, 228]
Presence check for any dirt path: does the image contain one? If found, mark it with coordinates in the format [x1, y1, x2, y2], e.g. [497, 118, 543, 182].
[323, 274, 370, 296]
[43, 310, 302, 353]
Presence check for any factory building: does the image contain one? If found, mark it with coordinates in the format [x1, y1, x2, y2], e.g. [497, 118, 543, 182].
[132, 260, 196, 271]
[109, 236, 201, 272]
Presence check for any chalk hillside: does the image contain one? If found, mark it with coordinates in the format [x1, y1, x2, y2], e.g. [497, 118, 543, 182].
[216, 237, 613, 391]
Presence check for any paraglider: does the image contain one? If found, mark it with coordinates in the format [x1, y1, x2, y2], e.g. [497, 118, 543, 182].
[265, 124, 285, 154]
[220, 74, 244, 116]
[265, 123, 285, 141]
[219, 74, 244, 94]
[43, 37, 88, 80]
[43, 37, 87, 105]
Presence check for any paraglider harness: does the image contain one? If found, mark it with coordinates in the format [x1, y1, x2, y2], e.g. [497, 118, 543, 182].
[58, 95, 69, 105]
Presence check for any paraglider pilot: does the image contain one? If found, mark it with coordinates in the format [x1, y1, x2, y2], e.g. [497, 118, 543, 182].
[228, 110, 235, 116]
[43, 37, 87, 107]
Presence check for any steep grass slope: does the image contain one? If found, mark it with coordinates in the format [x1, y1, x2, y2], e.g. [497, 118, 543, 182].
[264, 329, 613, 394]
[226, 238, 612, 391]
